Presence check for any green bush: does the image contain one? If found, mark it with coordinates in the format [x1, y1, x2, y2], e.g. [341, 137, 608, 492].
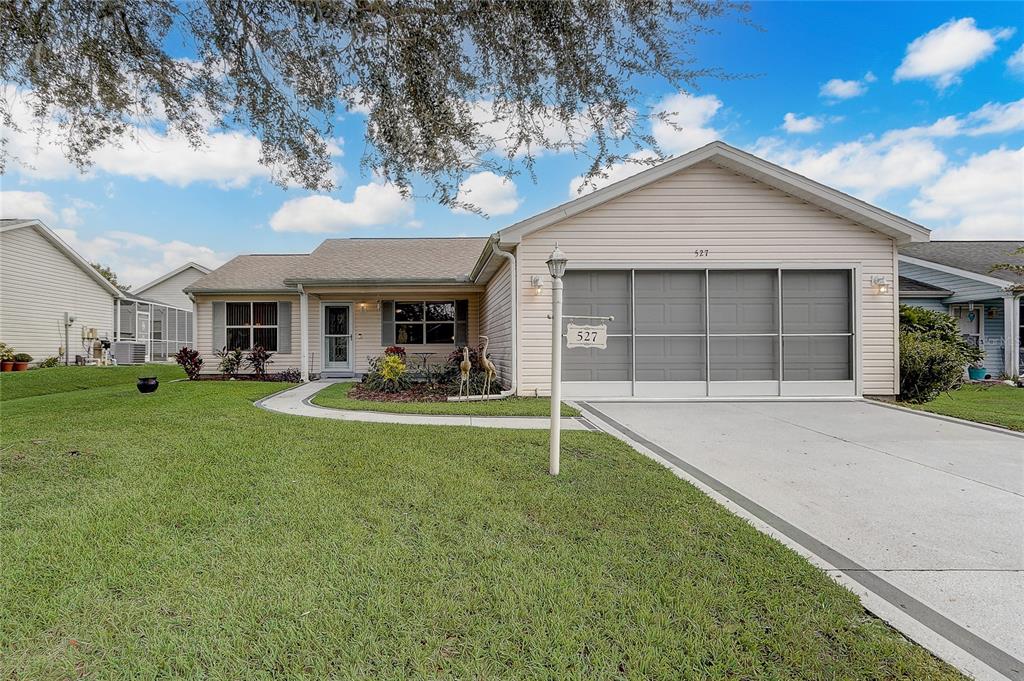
[13, 353, 32, 362]
[0, 343, 14, 362]
[37, 356, 61, 368]
[362, 353, 411, 393]
[898, 305, 983, 403]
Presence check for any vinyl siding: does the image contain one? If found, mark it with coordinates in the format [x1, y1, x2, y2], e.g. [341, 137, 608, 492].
[900, 297, 948, 313]
[898, 262, 1005, 302]
[194, 289, 480, 375]
[479, 259, 513, 385]
[0, 226, 115, 362]
[136, 268, 206, 309]
[514, 160, 901, 396]
[981, 302, 1005, 377]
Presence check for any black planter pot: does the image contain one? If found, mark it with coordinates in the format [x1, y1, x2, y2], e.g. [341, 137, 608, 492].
[137, 376, 159, 394]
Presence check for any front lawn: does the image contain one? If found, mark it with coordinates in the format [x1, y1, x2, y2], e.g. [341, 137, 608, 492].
[908, 383, 1024, 432]
[0, 363, 185, 401]
[1, 378, 961, 678]
[313, 380, 580, 417]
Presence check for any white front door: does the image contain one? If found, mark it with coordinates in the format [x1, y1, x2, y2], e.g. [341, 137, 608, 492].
[323, 304, 353, 371]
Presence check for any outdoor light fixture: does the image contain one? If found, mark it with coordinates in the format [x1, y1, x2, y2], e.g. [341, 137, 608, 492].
[871, 276, 890, 294]
[530, 275, 544, 294]
[546, 242, 568, 279]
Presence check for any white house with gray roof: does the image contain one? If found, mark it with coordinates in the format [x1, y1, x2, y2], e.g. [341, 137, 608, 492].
[187, 141, 935, 398]
[899, 241, 1023, 379]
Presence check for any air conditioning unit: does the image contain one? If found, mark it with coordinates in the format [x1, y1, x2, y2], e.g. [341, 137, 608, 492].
[112, 342, 147, 365]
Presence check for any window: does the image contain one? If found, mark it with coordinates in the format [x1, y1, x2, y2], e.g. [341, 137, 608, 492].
[226, 302, 278, 351]
[394, 301, 456, 345]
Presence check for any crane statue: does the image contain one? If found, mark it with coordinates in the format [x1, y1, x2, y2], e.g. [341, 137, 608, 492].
[458, 346, 472, 400]
[478, 335, 497, 399]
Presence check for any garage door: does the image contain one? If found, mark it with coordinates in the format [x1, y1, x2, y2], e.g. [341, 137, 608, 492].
[562, 268, 855, 398]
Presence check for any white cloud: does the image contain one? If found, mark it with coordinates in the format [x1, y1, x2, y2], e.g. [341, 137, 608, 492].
[0, 190, 59, 224]
[453, 171, 521, 216]
[910, 146, 1024, 239]
[568, 149, 659, 197]
[651, 92, 723, 155]
[269, 181, 413, 233]
[54, 228, 226, 288]
[1009, 44, 1024, 76]
[894, 18, 1014, 89]
[879, 98, 1024, 144]
[820, 77, 868, 100]
[782, 113, 824, 134]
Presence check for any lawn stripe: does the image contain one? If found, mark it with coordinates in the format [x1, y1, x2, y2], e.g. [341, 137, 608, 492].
[581, 402, 1024, 681]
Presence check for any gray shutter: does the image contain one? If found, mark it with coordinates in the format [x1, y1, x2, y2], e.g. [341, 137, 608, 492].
[277, 301, 292, 354]
[455, 299, 469, 346]
[381, 301, 395, 345]
[212, 301, 226, 351]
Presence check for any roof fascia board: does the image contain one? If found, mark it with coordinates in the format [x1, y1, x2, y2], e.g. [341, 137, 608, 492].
[283, 277, 475, 286]
[134, 261, 212, 293]
[899, 255, 1012, 289]
[186, 288, 299, 295]
[496, 141, 929, 246]
[4, 219, 126, 298]
[898, 291, 952, 298]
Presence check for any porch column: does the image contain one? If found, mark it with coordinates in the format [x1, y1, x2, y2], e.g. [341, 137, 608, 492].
[1005, 294, 1019, 378]
[299, 285, 310, 382]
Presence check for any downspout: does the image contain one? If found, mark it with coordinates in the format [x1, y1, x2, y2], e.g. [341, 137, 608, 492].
[490, 237, 518, 396]
[298, 284, 310, 383]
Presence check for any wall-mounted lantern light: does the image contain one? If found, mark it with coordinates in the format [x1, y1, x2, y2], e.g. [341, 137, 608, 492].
[530, 275, 544, 295]
[871, 276, 891, 295]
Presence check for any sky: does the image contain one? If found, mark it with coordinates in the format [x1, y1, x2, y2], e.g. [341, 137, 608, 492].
[1, 2, 1022, 288]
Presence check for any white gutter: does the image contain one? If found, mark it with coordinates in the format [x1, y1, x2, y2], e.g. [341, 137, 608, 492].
[490, 237, 518, 396]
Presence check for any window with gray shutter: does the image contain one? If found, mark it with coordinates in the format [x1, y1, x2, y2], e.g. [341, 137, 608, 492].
[277, 301, 292, 354]
[212, 301, 226, 350]
[455, 299, 469, 346]
[381, 301, 395, 345]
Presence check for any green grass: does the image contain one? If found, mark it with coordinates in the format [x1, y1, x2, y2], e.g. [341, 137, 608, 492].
[908, 383, 1024, 431]
[0, 363, 185, 402]
[312, 381, 580, 417]
[0, 379, 961, 679]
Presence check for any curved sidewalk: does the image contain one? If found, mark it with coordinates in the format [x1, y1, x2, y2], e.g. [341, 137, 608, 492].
[256, 380, 591, 431]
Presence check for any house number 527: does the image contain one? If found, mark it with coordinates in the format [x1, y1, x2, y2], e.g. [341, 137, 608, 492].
[694, 249, 710, 257]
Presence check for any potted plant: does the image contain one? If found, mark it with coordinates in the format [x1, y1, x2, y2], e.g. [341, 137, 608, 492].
[12, 353, 32, 371]
[137, 376, 160, 393]
[967, 361, 987, 381]
[0, 343, 14, 372]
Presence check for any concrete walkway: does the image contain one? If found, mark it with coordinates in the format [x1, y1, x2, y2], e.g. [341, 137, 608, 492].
[256, 380, 590, 430]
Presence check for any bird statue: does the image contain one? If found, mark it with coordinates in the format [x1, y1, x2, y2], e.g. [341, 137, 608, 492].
[458, 346, 471, 400]
[478, 335, 497, 399]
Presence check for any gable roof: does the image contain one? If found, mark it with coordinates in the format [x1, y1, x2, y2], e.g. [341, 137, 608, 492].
[0, 219, 125, 298]
[496, 140, 930, 245]
[899, 241, 1024, 288]
[186, 237, 489, 293]
[898, 276, 953, 298]
[134, 261, 212, 294]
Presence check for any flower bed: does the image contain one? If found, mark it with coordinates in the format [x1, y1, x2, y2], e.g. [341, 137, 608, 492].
[349, 382, 452, 403]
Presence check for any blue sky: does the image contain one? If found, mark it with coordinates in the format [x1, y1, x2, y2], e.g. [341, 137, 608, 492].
[1, 2, 1022, 287]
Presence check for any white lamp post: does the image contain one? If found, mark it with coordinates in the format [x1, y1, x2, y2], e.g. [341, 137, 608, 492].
[546, 243, 568, 475]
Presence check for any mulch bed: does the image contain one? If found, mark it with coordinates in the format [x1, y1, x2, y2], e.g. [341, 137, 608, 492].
[349, 383, 453, 403]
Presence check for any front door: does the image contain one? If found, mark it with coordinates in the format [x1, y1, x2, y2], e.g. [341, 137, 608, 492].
[323, 304, 353, 371]
[137, 312, 151, 361]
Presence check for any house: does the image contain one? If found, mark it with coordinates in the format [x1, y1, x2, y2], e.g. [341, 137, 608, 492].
[132, 262, 211, 310]
[0, 218, 198, 365]
[188, 141, 931, 398]
[899, 241, 1023, 379]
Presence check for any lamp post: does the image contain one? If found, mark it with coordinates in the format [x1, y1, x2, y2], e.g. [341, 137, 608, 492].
[546, 243, 568, 476]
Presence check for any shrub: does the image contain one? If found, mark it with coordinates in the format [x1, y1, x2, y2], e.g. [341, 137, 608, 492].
[173, 346, 204, 380]
[447, 346, 480, 368]
[37, 356, 61, 368]
[0, 343, 14, 362]
[277, 368, 301, 382]
[245, 346, 275, 380]
[363, 353, 411, 393]
[383, 345, 407, 360]
[215, 347, 243, 378]
[898, 305, 983, 403]
[13, 353, 32, 362]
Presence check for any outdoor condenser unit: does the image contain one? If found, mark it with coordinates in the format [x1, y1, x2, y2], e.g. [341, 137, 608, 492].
[112, 342, 147, 365]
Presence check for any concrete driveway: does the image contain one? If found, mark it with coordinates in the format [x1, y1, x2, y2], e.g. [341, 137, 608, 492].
[579, 400, 1024, 681]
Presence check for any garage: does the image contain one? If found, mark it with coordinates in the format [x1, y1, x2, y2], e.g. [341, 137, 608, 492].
[561, 268, 857, 398]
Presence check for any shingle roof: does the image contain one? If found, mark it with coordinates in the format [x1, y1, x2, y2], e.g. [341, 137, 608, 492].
[186, 237, 490, 292]
[899, 241, 1024, 286]
[898, 276, 953, 297]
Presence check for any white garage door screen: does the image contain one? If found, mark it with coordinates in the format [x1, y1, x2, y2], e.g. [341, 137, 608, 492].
[561, 268, 859, 398]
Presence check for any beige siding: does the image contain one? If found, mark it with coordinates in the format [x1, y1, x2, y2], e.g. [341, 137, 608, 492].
[136, 268, 206, 309]
[0, 226, 115, 362]
[195, 289, 480, 375]
[479, 259, 513, 385]
[515, 161, 900, 396]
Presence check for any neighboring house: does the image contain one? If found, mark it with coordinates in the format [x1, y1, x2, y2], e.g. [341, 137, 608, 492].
[132, 262, 211, 310]
[188, 141, 930, 399]
[0, 218, 198, 365]
[899, 241, 1024, 379]
[1, 218, 121, 362]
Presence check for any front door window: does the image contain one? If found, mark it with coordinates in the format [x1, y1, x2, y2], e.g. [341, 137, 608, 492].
[323, 305, 352, 370]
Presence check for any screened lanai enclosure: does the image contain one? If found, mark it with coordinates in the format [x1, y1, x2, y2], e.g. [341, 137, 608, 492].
[113, 296, 193, 364]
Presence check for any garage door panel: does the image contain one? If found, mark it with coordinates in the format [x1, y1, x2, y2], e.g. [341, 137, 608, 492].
[563, 337, 632, 381]
[783, 336, 852, 381]
[710, 336, 779, 381]
[635, 337, 706, 381]
[635, 271, 705, 334]
[563, 270, 631, 334]
[783, 270, 851, 334]
[709, 270, 778, 334]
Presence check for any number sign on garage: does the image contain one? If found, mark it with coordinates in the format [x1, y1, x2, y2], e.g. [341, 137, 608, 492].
[561, 268, 856, 398]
